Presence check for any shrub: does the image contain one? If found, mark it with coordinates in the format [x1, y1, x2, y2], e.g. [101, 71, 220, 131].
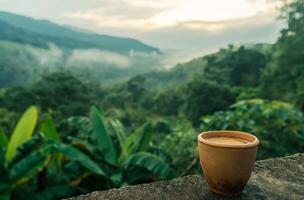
[200, 99, 304, 159]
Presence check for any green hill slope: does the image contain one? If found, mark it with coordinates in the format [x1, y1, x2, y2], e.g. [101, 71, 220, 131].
[0, 11, 159, 54]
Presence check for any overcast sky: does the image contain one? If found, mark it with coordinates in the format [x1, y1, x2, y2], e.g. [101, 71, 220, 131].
[0, 0, 286, 52]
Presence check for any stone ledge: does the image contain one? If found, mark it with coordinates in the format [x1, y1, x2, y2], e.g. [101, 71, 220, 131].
[66, 153, 304, 200]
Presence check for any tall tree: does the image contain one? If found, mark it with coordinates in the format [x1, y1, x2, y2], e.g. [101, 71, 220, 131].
[260, 0, 304, 110]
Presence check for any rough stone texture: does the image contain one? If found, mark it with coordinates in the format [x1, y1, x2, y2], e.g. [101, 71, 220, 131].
[66, 154, 304, 200]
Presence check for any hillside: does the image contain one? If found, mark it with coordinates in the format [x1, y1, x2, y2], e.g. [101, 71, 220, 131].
[0, 11, 159, 54]
[139, 43, 273, 90]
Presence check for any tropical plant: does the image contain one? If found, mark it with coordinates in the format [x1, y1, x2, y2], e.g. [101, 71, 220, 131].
[0, 106, 39, 199]
[259, 0, 304, 110]
[0, 107, 106, 200]
[67, 106, 175, 188]
[159, 119, 200, 176]
[200, 99, 304, 159]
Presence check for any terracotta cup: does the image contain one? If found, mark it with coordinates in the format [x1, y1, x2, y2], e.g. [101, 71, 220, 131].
[197, 130, 259, 196]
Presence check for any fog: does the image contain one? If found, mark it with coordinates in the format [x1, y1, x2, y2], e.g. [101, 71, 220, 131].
[23, 42, 203, 72]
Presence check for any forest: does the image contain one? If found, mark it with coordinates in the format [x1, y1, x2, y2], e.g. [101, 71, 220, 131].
[0, 1, 304, 199]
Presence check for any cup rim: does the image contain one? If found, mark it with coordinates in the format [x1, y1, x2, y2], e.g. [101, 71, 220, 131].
[198, 130, 259, 148]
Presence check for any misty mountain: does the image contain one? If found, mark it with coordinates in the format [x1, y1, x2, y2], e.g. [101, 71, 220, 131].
[0, 11, 159, 54]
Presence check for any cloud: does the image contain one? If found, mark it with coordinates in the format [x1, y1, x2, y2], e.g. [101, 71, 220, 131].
[25, 43, 63, 66]
[66, 49, 131, 68]
[0, 0, 287, 53]
[81, 10, 284, 50]
[64, 0, 285, 29]
[149, 14, 284, 49]
[64, 0, 168, 29]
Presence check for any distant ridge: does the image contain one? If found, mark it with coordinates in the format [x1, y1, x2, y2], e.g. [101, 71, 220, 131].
[0, 11, 160, 54]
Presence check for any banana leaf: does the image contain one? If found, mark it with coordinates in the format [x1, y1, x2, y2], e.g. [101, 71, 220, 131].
[40, 115, 60, 142]
[8, 134, 46, 169]
[59, 161, 90, 185]
[68, 116, 94, 139]
[122, 122, 152, 157]
[124, 152, 175, 179]
[53, 143, 107, 176]
[109, 119, 126, 151]
[90, 106, 117, 164]
[10, 145, 51, 183]
[5, 106, 38, 160]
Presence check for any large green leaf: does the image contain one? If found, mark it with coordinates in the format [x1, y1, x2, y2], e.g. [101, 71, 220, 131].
[0, 129, 8, 149]
[68, 116, 94, 138]
[124, 152, 175, 179]
[122, 122, 152, 157]
[135, 122, 152, 152]
[40, 115, 60, 142]
[58, 161, 89, 184]
[5, 106, 38, 160]
[8, 134, 46, 169]
[54, 143, 107, 176]
[10, 144, 51, 183]
[109, 119, 126, 150]
[91, 106, 117, 164]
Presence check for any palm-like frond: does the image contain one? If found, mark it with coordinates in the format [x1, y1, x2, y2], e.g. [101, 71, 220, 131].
[91, 106, 117, 164]
[40, 115, 60, 142]
[53, 143, 107, 176]
[124, 152, 175, 179]
[121, 122, 152, 158]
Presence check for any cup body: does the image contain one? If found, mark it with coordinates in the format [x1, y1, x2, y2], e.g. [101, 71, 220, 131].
[197, 130, 259, 196]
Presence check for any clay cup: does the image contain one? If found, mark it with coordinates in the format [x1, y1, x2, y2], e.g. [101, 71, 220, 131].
[197, 130, 259, 196]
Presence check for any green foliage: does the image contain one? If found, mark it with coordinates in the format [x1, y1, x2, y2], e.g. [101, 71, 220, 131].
[9, 139, 50, 183]
[205, 46, 267, 87]
[0, 106, 111, 200]
[0, 112, 45, 199]
[184, 77, 237, 126]
[259, 0, 304, 110]
[0, 72, 99, 133]
[122, 122, 152, 156]
[124, 152, 174, 179]
[127, 75, 147, 102]
[200, 99, 304, 159]
[160, 120, 200, 176]
[40, 115, 60, 142]
[53, 143, 106, 176]
[0, 129, 8, 149]
[31, 72, 95, 117]
[153, 89, 184, 116]
[0, 108, 18, 135]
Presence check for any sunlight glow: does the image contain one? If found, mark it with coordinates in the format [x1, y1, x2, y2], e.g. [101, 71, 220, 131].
[65, 0, 284, 30]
